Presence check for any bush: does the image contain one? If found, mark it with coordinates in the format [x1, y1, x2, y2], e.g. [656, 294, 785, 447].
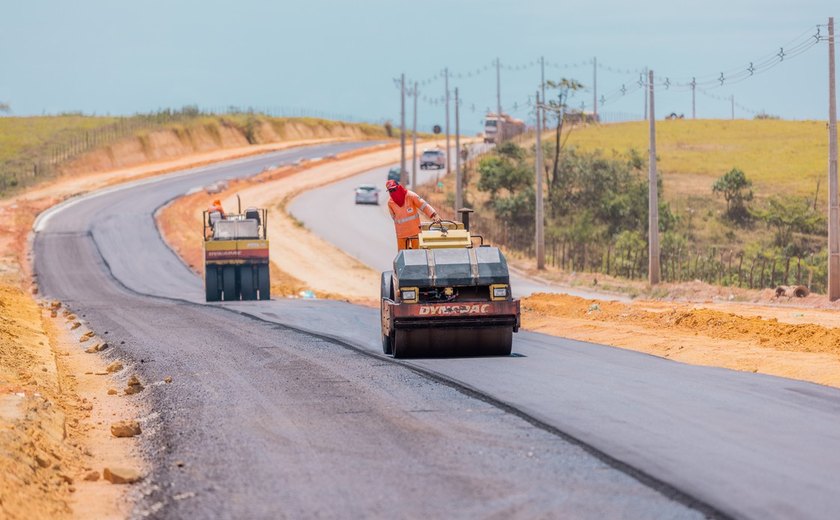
[753, 196, 825, 254]
[712, 168, 753, 224]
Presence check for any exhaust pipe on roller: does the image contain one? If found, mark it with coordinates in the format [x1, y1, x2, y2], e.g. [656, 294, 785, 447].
[458, 208, 474, 231]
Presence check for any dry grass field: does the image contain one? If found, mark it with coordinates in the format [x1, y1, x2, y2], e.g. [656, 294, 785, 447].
[563, 119, 833, 199]
[0, 115, 120, 164]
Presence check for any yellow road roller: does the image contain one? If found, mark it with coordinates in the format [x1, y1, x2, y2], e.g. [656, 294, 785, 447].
[380, 209, 520, 358]
[203, 205, 270, 302]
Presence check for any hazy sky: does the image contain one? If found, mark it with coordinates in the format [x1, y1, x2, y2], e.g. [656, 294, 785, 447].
[0, 1, 836, 132]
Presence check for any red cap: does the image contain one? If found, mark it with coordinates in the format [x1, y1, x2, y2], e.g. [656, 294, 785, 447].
[385, 179, 399, 191]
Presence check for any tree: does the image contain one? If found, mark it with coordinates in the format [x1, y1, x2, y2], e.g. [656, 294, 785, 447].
[753, 196, 824, 251]
[476, 154, 531, 202]
[712, 168, 753, 224]
[476, 146, 535, 250]
[544, 79, 584, 193]
[495, 141, 525, 161]
[0, 102, 10, 113]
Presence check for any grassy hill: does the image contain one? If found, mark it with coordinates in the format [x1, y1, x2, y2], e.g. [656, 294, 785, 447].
[0, 112, 389, 195]
[562, 119, 832, 200]
[444, 119, 839, 293]
[0, 115, 121, 165]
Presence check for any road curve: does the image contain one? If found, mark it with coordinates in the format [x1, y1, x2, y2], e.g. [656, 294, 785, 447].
[34, 143, 703, 519]
[288, 157, 629, 300]
[287, 158, 840, 520]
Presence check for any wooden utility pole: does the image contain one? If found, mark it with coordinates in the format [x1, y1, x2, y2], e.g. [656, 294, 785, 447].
[496, 57, 502, 141]
[593, 57, 598, 120]
[445, 68, 451, 171]
[400, 73, 406, 184]
[731, 95, 735, 120]
[648, 70, 661, 284]
[643, 67, 649, 120]
[412, 82, 418, 188]
[455, 88, 462, 211]
[535, 91, 545, 269]
[828, 17, 839, 300]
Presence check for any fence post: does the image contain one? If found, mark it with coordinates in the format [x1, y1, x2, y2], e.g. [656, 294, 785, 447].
[784, 257, 791, 286]
[759, 258, 766, 288]
[797, 257, 802, 285]
[636, 247, 645, 279]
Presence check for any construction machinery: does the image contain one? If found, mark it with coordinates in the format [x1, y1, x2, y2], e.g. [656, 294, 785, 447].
[380, 209, 520, 358]
[203, 200, 270, 302]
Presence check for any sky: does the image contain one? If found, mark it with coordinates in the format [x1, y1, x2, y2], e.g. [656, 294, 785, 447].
[0, 0, 836, 133]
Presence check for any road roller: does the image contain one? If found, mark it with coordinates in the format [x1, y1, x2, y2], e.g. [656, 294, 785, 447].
[203, 203, 270, 302]
[380, 209, 520, 358]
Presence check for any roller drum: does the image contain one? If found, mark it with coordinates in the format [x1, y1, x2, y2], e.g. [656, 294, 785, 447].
[392, 326, 512, 358]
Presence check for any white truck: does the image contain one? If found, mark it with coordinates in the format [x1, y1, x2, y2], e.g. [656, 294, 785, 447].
[483, 113, 526, 144]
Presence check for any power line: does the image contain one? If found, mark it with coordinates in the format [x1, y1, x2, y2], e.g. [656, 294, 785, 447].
[398, 21, 828, 124]
[598, 22, 826, 116]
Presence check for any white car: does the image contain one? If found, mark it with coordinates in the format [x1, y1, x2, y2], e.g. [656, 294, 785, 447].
[420, 149, 446, 170]
[354, 184, 380, 205]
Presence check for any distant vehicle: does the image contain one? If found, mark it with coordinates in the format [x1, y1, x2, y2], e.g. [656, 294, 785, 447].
[387, 167, 405, 184]
[420, 149, 446, 170]
[483, 113, 526, 144]
[354, 184, 380, 205]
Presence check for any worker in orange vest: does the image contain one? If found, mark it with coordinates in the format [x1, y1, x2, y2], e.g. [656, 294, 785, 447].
[208, 199, 226, 217]
[207, 199, 226, 232]
[386, 179, 440, 250]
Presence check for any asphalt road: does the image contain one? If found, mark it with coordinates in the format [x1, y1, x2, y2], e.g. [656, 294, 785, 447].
[34, 142, 706, 519]
[285, 155, 840, 519]
[288, 151, 621, 300]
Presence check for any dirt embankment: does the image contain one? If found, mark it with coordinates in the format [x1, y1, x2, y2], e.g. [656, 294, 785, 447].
[523, 293, 840, 388]
[60, 118, 383, 178]
[0, 281, 145, 518]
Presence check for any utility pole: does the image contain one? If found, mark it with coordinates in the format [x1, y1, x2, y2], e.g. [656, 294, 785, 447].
[691, 78, 696, 119]
[731, 95, 735, 120]
[648, 69, 661, 285]
[828, 16, 839, 300]
[496, 57, 502, 142]
[535, 91, 545, 269]
[643, 67, 649, 120]
[540, 56, 546, 128]
[593, 57, 598, 120]
[412, 81, 418, 188]
[445, 68, 451, 172]
[455, 87, 462, 211]
[400, 73, 406, 184]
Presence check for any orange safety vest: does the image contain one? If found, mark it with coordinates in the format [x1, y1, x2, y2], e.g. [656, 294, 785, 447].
[388, 191, 437, 239]
[208, 203, 225, 218]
